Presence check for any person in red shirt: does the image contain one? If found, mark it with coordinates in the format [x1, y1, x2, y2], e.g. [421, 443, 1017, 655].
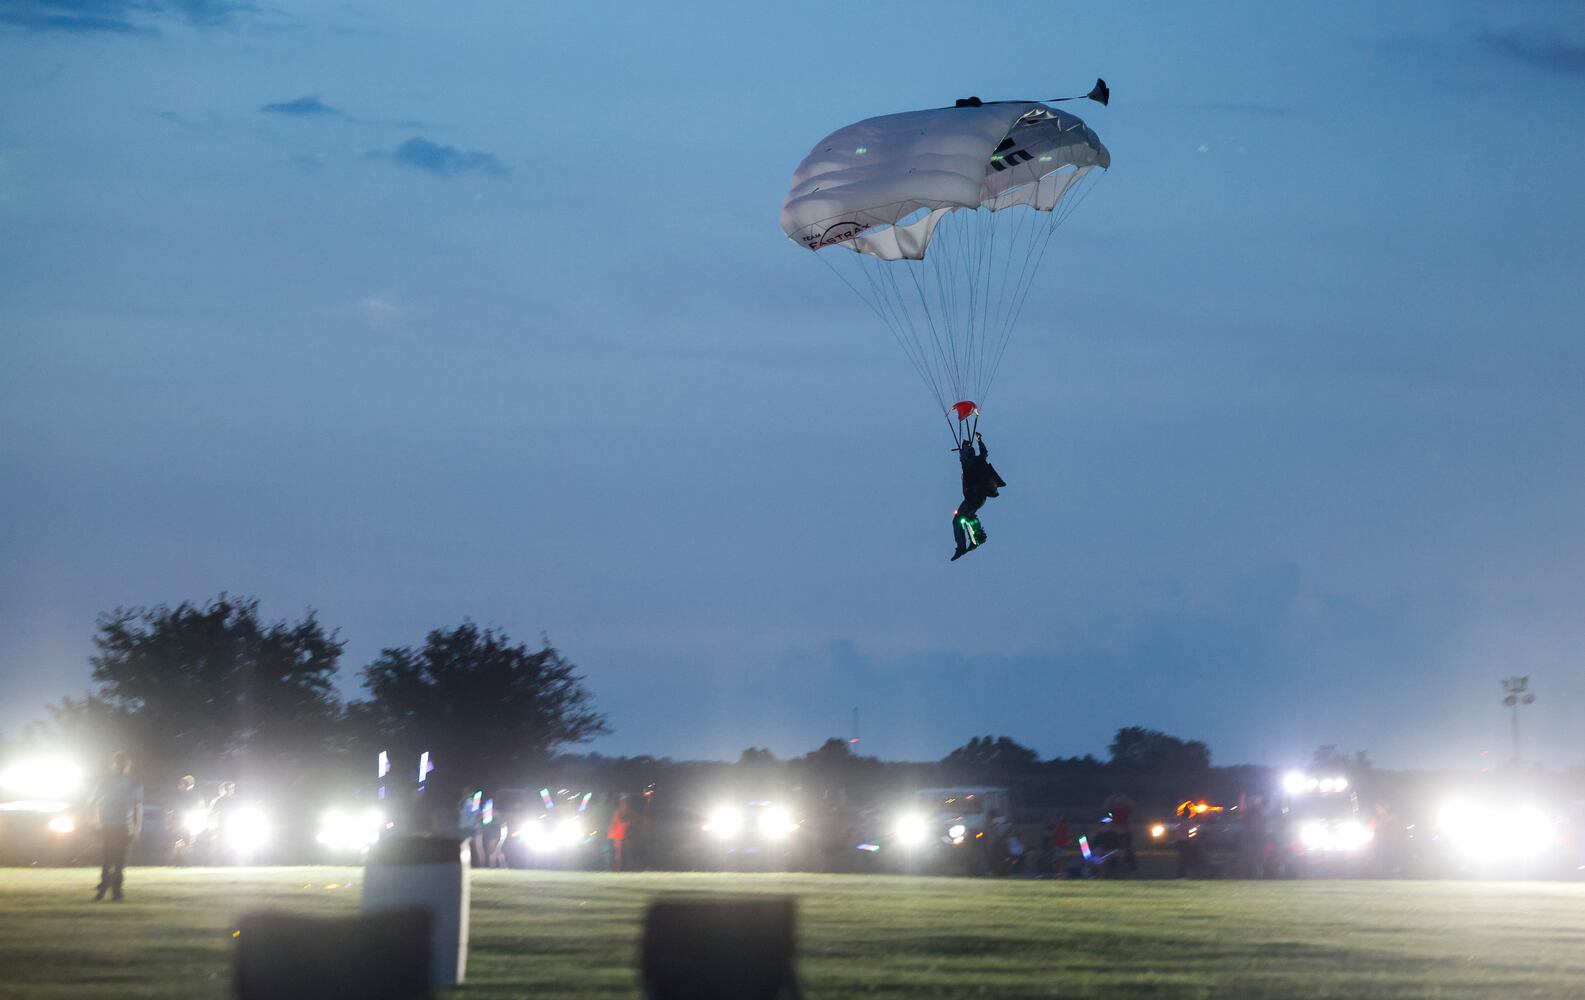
[607, 795, 634, 872]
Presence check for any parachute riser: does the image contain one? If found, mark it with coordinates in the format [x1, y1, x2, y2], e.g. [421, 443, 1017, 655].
[946, 413, 980, 450]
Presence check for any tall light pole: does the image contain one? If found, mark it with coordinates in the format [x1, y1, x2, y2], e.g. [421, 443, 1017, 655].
[1501, 676, 1535, 763]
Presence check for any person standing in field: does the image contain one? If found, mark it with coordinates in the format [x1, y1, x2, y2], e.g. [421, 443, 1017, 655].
[607, 794, 634, 872]
[89, 751, 143, 901]
[170, 774, 203, 864]
[457, 788, 486, 866]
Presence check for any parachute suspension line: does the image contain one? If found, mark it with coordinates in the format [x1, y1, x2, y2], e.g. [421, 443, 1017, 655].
[904, 261, 954, 403]
[907, 216, 966, 406]
[970, 206, 992, 399]
[925, 232, 954, 389]
[974, 205, 1007, 398]
[977, 191, 1052, 406]
[976, 202, 1001, 400]
[867, 253, 953, 408]
[819, 250, 944, 412]
[979, 194, 1037, 398]
[981, 171, 1104, 401]
[954, 207, 985, 404]
[974, 210, 1004, 397]
[926, 224, 960, 390]
[933, 214, 964, 399]
[957, 210, 981, 405]
[931, 220, 957, 369]
[1002, 188, 1055, 327]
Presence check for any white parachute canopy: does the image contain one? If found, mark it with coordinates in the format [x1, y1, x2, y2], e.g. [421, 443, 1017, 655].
[780, 99, 1109, 431]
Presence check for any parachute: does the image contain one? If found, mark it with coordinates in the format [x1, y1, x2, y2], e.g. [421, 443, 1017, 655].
[781, 88, 1110, 439]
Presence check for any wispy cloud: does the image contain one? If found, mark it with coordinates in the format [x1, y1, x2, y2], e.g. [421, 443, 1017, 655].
[155, 109, 224, 133]
[1477, 28, 1585, 78]
[358, 295, 403, 328]
[0, 0, 151, 35]
[165, 0, 247, 29]
[385, 136, 504, 178]
[261, 95, 343, 118]
[0, 0, 248, 35]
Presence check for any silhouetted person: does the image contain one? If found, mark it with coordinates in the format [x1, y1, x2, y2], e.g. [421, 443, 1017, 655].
[457, 789, 485, 866]
[1104, 792, 1138, 874]
[628, 784, 655, 871]
[90, 751, 142, 901]
[171, 774, 203, 864]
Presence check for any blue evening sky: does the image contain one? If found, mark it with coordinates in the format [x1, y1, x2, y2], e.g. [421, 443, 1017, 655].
[2, 1, 1582, 768]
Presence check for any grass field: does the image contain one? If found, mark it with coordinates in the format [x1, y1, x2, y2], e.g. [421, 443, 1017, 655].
[2, 867, 1584, 998]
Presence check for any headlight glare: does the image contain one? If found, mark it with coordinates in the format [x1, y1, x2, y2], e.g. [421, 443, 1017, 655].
[759, 806, 796, 840]
[226, 806, 270, 853]
[523, 820, 558, 852]
[706, 807, 744, 839]
[184, 808, 209, 838]
[894, 814, 928, 846]
[558, 817, 584, 846]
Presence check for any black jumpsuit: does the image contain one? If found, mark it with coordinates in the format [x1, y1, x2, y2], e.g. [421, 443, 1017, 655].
[952, 438, 1005, 556]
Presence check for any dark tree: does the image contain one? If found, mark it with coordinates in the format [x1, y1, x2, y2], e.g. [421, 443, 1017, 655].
[80, 595, 345, 776]
[355, 623, 609, 789]
[1108, 726, 1211, 771]
[802, 738, 855, 766]
[39, 695, 137, 765]
[738, 747, 777, 766]
[943, 735, 1040, 769]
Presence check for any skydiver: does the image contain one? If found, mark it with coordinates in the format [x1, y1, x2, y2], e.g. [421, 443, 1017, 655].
[951, 432, 1006, 561]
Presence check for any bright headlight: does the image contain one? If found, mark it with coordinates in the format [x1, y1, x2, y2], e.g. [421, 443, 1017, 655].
[1438, 799, 1494, 858]
[316, 808, 384, 850]
[523, 819, 558, 852]
[1282, 772, 1308, 796]
[1299, 821, 1326, 850]
[1337, 821, 1372, 850]
[1300, 819, 1371, 852]
[1510, 806, 1553, 858]
[759, 806, 796, 840]
[947, 823, 966, 840]
[894, 814, 928, 846]
[184, 808, 210, 838]
[1438, 799, 1476, 831]
[558, 817, 585, 846]
[706, 807, 743, 839]
[226, 806, 270, 853]
[1150, 823, 1167, 840]
[47, 814, 76, 834]
[0, 758, 83, 800]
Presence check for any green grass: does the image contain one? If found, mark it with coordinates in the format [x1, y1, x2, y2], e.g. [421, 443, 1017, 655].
[2, 868, 1584, 998]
